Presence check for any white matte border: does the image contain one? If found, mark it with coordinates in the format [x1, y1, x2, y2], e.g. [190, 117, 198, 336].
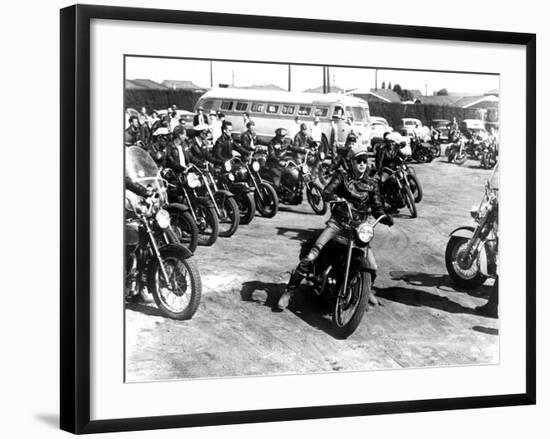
[90, 19, 526, 421]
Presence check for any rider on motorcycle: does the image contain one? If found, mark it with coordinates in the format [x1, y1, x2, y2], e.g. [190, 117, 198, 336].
[277, 143, 393, 310]
[329, 131, 358, 174]
[188, 124, 224, 167]
[213, 121, 252, 162]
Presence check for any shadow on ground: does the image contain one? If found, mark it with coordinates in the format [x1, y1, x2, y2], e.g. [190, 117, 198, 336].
[125, 302, 165, 318]
[375, 285, 481, 315]
[239, 280, 343, 338]
[389, 270, 492, 299]
[275, 226, 321, 242]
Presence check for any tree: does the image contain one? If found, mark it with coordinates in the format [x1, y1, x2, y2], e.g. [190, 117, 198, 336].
[436, 88, 449, 96]
[393, 84, 403, 95]
[401, 89, 414, 101]
[388, 82, 392, 90]
[381, 81, 386, 89]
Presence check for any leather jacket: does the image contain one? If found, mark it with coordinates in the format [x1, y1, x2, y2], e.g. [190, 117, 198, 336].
[213, 133, 249, 162]
[323, 169, 386, 224]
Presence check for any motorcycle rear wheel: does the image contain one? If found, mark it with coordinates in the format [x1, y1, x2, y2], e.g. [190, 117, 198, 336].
[307, 182, 327, 215]
[255, 182, 279, 218]
[445, 236, 487, 289]
[215, 194, 240, 238]
[148, 246, 202, 320]
[332, 270, 371, 339]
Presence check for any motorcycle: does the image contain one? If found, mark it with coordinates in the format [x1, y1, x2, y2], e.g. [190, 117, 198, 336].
[447, 136, 467, 165]
[409, 134, 434, 163]
[232, 152, 279, 218]
[428, 133, 442, 158]
[399, 157, 423, 203]
[299, 200, 388, 339]
[465, 134, 484, 160]
[445, 170, 498, 289]
[125, 146, 202, 320]
[167, 163, 240, 244]
[216, 157, 257, 225]
[260, 148, 327, 215]
[379, 163, 418, 218]
[480, 144, 498, 169]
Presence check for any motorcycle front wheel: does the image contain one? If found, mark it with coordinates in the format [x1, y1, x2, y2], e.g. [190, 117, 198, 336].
[215, 194, 240, 238]
[332, 269, 371, 339]
[407, 173, 423, 203]
[255, 182, 279, 218]
[402, 186, 417, 218]
[195, 201, 219, 246]
[168, 209, 199, 253]
[445, 236, 487, 289]
[237, 192, 256, 225]
[148, 246, 202, 320]
[307, 181, 327, 215]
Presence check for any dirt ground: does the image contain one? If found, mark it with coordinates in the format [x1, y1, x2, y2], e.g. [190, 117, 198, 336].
[125, 156, 499, 382]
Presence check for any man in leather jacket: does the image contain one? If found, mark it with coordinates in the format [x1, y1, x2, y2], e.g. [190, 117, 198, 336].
[188, 125, 224, 167]
[239, 121, 259, 159]
[375, 132, 407, 173]
[125, 116, 143, 146]
[213, 121, 251, 162]
[277, 144, 393, 310]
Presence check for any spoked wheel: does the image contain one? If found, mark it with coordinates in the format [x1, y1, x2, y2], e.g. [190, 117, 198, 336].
[169, 210, 199, 253]
[215, 194, 240, 238]
[332, 270, 371, 339]
[195, 201, 219, 246]
[402, 186, 417, 218]
[255, 182, 279, 218]
[455, 153, 467, 166]
[148, 246, 202, 320]
[445, 236, 487, 289]
[407, 173, 423, 203]
[307, 182, 327, 215]
[237, 192, 256, 225]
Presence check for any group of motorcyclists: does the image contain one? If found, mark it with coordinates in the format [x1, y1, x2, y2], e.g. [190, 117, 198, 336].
[125, 107, 498, 331]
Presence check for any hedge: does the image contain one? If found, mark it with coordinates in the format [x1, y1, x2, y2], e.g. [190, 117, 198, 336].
[125, 89, 203, 112]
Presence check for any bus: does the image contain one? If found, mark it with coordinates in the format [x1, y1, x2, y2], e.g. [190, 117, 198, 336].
[194, 88, 372, 151]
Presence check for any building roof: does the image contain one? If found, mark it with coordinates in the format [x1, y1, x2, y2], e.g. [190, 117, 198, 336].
[453, 95, 499, 108]
[484, 89, 500, 97]
[303, 85, 346, 94]
[162, 80, 204, 90]
[238, 84, 286, 91]
[414, 95, 458, 106]
[125, 80, 147, 90]
[130, 79, 169, 90]
[347, 88, 401, 103]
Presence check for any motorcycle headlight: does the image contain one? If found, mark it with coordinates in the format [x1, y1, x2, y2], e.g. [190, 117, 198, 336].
[224, 160, 232, 172]
[155, 209, 171, 229]
[356, 223, 374, 243]
[302, 163, 310, 173]
[186, 172, 201, 188]
[228, 173, 235, 181]
[319, 152, 326, 160]
[252, 161, 260, 172]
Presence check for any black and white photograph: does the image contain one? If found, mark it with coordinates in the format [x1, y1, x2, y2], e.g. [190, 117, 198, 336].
[124, 56, 501, 382]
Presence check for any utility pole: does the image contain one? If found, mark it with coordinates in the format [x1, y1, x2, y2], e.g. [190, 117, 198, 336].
[326, 66, 331, 93]
[210, 61, 213, 88]
[288, 64, 292, 91]
[375, 69, 378, 90]
[231, 70, 235, 87]
[424, 81, 427, 96]
[322, 66, 327, 93]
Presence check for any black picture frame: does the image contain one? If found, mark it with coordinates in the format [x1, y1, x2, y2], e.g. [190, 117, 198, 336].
[60, 4, 536, 434]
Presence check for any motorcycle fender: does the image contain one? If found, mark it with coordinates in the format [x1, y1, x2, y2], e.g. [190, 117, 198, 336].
[159, 243, 193, 260]
[214, 189, 234, 199]
[164, 202, 191, 213]
[449, 226, 476, 238]
[196, 196, 215, 207]
[352, 248, 378, 282]
[478, 245, 489, 277]
[231, 182, 254, 195]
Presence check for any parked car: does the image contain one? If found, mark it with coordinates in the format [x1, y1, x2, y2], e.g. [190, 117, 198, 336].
[460, 119, 488, 140]
[429, 119, 450, 142]
[369, 116, 393, 144]
[397, 118, 430, 140]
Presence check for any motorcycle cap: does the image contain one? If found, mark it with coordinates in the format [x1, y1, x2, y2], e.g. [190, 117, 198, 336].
[349, 143, 368, 159]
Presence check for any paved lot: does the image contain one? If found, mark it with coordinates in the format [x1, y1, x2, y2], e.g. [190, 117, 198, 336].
[126, 157, 498, 382]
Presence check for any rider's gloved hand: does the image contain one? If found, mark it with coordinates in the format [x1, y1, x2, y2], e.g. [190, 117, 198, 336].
[380, 215, 394, 227]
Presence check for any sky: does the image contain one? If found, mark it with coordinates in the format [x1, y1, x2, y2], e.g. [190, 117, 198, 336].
[126, 57, 499, 96]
